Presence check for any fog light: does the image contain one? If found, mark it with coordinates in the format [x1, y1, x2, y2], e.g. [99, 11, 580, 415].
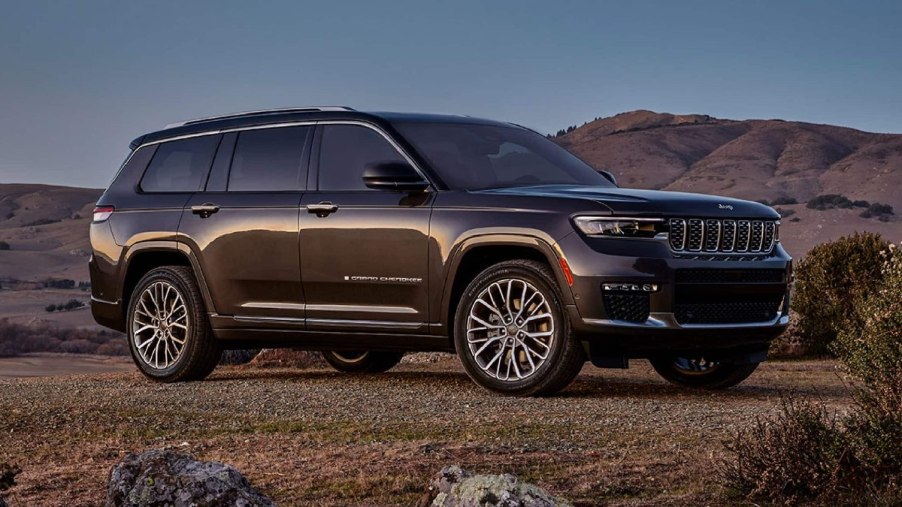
[603, 283, 659, 292]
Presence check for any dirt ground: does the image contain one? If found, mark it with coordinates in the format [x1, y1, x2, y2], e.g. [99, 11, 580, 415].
[0, 356, 853, 506]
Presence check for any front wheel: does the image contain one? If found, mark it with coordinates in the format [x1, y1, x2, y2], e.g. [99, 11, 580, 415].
[454, 260, 585, 397]
[650, 356, 760, 389]
[321, 350, 404, 373]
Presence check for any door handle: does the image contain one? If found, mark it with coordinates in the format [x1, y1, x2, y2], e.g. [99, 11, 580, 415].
[191, 203, 220, 218]
[306, 201, 339, 217]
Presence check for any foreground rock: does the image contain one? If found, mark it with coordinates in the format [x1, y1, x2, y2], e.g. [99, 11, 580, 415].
[422, 465, 573, 507]
[106, 450, 273, 507]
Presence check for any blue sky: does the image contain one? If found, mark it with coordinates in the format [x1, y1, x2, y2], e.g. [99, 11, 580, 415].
[1, 0, 900, 187]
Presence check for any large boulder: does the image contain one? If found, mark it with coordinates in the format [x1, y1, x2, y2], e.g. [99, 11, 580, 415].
[422, 465, 572, 507]
[106, 449, 273, 507]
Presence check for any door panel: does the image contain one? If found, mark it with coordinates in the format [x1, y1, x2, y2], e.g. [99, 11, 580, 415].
[299, 191, 432, 331]
[300, 122, 433, 333]
[181, 192, 303, 320]
[178, 125, 312, 322]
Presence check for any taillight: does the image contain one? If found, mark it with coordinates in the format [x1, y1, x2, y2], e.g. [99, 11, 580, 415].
[92, 206, 115, 222]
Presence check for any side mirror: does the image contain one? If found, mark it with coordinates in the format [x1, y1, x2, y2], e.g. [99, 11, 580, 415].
[599, 170, 618, 186]
[363, 161, 429, 192]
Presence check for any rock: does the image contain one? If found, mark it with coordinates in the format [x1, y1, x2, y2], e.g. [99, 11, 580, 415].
[422, 465, 572, 507]
[106, 449, 273, 507]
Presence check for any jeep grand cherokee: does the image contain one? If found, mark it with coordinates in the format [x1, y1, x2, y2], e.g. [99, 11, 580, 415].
[90, 107, 791, 396]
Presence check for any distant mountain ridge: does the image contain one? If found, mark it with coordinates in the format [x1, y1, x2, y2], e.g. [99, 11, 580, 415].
[553, 110, 902, 211]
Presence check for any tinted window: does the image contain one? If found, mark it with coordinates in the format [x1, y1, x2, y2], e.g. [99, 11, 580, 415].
[140, 135, 220, 192]
[228, 126, 311, 191]
[394, 122, 613, 190]
[318, 125, 407, 191]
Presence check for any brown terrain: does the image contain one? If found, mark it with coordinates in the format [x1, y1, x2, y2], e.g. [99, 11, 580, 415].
[0, 355, 853, 506]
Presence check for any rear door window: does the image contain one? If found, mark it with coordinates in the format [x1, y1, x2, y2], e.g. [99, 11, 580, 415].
[140, 135, 221, 193]
[227, 126, 312, 191]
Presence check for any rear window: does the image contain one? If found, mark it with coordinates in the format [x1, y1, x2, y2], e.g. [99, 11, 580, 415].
[140, 135, 220, 193]
[227, 126, 311, 191]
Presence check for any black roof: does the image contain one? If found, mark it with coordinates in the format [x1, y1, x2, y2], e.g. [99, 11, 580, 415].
[130, 108, 512, 149]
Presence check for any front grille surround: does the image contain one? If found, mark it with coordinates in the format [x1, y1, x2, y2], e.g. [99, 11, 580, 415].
[669, 218, 777, 254]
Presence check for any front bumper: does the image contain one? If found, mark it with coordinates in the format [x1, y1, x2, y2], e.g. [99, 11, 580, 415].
[558, 232, 791, 354]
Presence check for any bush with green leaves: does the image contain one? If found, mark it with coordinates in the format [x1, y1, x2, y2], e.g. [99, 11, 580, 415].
[792, 232, 889, 355]
[722, 242, 902, 504]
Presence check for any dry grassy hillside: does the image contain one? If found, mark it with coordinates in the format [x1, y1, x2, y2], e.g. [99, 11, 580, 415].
[555, 110, 901, 253]
[0, 184, 101, 330]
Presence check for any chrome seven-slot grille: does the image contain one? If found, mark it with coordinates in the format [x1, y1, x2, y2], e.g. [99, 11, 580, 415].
[669, 218, 776, 253]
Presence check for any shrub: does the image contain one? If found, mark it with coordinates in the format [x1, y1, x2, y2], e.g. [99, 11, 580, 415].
[45, 304, 57, 312]
[807, 194, 853, 210]
[834, 246, 902, 475]
[722, 242, 902, 505]
[0, 318, 125, 357]
[23, 218, 60, 227]
[771, 196, 798, 205]
[793, 232, 889, 355]
[860, 202, 895, 220]
[852, 199, 871, 208]
[721, 399, 850, 503]
[0, 241, 9, 251]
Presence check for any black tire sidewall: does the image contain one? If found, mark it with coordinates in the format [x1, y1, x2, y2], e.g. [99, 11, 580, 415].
[454, 262, 570, 395]
[322, 350, 404, 373]
[650, 358, 759, 389]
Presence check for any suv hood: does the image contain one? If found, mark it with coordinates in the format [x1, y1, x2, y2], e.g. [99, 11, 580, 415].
[477, 185, 778, 219]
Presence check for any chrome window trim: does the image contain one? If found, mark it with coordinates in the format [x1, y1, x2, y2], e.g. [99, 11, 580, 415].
[314, 119, 434, 189]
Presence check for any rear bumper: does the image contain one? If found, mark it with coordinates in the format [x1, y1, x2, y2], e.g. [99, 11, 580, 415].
[91, 296, 125, 332]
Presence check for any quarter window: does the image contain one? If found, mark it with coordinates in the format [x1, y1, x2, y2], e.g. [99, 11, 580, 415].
[140, 135, 220, 193]
[318, 125, 407, 191]
[228, 126, 311, 191]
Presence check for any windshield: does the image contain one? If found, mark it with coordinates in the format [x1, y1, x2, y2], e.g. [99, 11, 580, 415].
[394, 122, 614, 190]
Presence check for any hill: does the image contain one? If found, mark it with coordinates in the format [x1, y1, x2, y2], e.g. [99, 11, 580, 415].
[554, 110, 901, 253]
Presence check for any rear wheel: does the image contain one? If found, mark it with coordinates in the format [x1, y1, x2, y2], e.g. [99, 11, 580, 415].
[126, 266, 222, 382]
[650, 356, 759, 389]
[322, 350, 404, 373]
[454, 259, 585, 396]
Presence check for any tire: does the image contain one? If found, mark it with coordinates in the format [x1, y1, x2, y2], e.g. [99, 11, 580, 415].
[322, 350, 404, 373]
[650, 356, 760, 389]
[126, 266, 222, 382]
[454, 259, 585, 396]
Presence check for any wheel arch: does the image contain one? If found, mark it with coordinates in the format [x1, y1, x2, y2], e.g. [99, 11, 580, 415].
[120, 242, 215, 319]
[441, 235, 574, 341]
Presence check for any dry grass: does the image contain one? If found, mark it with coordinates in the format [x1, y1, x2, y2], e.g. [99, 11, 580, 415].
[0, 356, 853, 506]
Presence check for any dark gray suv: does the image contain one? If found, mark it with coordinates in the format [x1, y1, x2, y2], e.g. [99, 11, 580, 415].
[90, 107, 791, 395]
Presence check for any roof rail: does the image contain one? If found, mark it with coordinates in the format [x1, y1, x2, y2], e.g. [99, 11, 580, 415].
[164, 106, 356, 129]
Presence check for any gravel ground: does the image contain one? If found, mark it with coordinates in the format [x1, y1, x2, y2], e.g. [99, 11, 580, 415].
[0, 355, 852, 506]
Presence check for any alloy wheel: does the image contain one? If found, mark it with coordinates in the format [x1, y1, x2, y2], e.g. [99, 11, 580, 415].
[465, 278, 555, 381]
[131, 280, 189, 370]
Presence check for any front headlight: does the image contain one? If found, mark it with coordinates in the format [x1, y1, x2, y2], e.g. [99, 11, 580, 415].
[573, 216, 665, 238]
